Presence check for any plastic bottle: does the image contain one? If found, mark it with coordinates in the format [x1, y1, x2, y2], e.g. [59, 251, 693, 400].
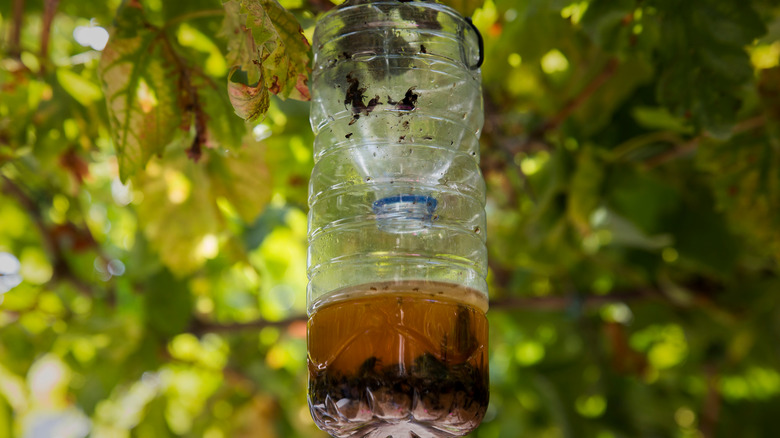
[307, 1, 488, 436]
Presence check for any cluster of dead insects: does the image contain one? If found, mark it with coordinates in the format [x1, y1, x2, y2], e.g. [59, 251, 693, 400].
[309, 352, 488, 423]
[343, 73, 421, 125]
[386, 87, 419, 111]
[345, 74, 382, 125]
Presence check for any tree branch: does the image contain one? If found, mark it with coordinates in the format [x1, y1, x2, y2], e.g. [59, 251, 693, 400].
[498, 57, 620, 156]
[190, 315, 307, 336]
[304, 0, 335, 14]
[40, 0, 61, 66]
[644, 115, 767, 168]
[489, 289, 657, 311]
[643, 137, 701, 169]
[0, 175, 96, 297]
[190, 289, 659, 335]
[532, 57, 620, 140]
[700, 364, 721, 438]
[1, 175, 56, 256]
[157, 29, 208, 162]
[8, 0, 25, 59]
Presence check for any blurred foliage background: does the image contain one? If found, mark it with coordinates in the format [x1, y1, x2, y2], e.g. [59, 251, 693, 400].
[1, 0, 780, 437]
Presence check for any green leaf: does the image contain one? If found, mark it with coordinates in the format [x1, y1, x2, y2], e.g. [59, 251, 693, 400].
[135, 143, 271, 274]
[573, 55, 654, 136]
[251, 0, 311, 100]
[196, 75, 247, 150]
[208, 142, 272, 223]
[631, 106, 693, 134]
[580, 0, 634, 52]
[584, 0, 766, 137]
[669, 190, 740, 274]
[134, 158, 220, 276]
[697, 132, 780, 262]
[567, 146, 605, 235]
[98, 3, 184, 182]
[441, 0, 483, 18]
[605, 167, 680, 236]
[594, 208, 673, 250]
[220, 0, 260, 85]
[652, 0, 766, 137]
[56, 69, 103, 106]
[144, 269, 193, 337]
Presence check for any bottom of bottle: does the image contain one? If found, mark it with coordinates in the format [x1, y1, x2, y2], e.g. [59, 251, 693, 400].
[309, 354, 488, 438]
[307, 284, 489, 437]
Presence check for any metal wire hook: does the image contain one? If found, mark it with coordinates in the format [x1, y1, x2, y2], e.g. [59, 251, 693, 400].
[463, 17, 484, 70]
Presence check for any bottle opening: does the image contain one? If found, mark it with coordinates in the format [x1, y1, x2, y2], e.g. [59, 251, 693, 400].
[373, 194, 437, 233]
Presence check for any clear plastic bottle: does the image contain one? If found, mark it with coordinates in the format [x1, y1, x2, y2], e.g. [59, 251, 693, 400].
[307, 1, 488, 437]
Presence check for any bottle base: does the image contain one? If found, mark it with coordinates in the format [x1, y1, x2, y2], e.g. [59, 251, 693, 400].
[308, 287, 489, 438]
[309, 354, 488, 438]
[307, 418, 471, 438]
[310, 395, 485, 437]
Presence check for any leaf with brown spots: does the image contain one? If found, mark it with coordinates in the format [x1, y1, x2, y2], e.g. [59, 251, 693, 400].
[221, 0, 311, 123]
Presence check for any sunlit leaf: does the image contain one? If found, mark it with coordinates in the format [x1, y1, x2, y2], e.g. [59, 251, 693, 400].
[134, 142, 271, 274]
[441, 0, 483, 18]
[145, 269, 193, 336]
[56, 69, 103, 106]
[651, 1, 765, 137]
[135, 160, 220, 275]
[567, 146, 604, 235]
[208, 142, 272, 223]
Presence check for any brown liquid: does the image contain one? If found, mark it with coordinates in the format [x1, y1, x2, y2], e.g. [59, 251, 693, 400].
[307, 281, 489, 437]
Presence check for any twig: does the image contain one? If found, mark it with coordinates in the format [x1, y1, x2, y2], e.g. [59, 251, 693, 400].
[0, 175, 96, 297]
[643, 137, 701, 169]
[531, 58, 620, 139]
[644, 115, 767, 169]
[489, 289, 656, 311]
[700, 364, 721, 438]
[501, 58, 620, 156]
[305, 0, 335, 13]
[8, 0, 25, 59]
[481, 95, 533, 204]
[40, 0, 61, 65]
[1, 175, 56, 256]
[190, 315, 307, 335]
[191, 290, 658, 335]
[609, 131, 684, 163]
[157, 28, 209, 161]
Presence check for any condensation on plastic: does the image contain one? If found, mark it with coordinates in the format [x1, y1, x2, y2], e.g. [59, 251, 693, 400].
[307, 0, 487, 313]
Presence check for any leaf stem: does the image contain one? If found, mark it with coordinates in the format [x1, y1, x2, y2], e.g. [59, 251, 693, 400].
[609, 131, 684, 162]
